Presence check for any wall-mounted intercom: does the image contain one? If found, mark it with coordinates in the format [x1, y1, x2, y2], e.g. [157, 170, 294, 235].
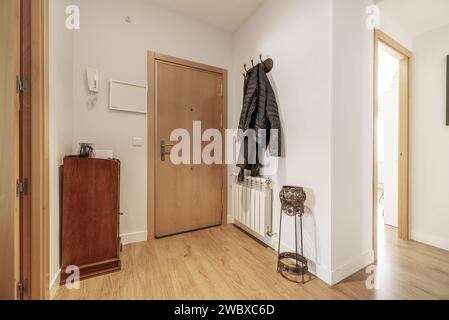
[87, 67, 99, 93]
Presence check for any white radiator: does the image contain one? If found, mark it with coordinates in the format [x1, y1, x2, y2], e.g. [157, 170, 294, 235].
[232, 174, 273, 238]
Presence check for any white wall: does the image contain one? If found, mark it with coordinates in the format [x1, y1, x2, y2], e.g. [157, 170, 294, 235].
[377, 0, 449, 253]
[49, 0, 232, 286]
[232, 0, 334, 283]
[71, 0, 233, 241]
[378, 5, 414, 51]
[330, 0, 374, 285]
[232, 0, 379, 285]
[47, 0, 381, 288]
[411, 24, 449, 250]
[49, 0, 74, 287]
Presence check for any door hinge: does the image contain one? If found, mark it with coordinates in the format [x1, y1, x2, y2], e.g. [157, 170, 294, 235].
[16, 282, 25, 299]
[16, 179, 29, 197]
[16, 76, 29, 93]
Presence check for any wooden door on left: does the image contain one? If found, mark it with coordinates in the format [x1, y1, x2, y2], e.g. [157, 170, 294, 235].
[0, 0, 21, 300]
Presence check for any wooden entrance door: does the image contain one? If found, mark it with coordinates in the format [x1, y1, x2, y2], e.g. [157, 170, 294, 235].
[155, 60, 224, 238]
[0, 0, 21, 300]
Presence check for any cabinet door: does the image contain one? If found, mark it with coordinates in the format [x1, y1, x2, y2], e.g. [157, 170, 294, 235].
[62, 158, 120, 269]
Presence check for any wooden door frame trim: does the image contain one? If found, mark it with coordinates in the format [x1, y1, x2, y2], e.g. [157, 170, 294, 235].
[373, 29, 412, 260]
[147, 51, 228, 241]
[30, 0, 49, 300]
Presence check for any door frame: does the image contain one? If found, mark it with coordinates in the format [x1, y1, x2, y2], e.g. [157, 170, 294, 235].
[147, 52, 228, 240]
[373, 29, 413, 260]
[21, 0, 49, 300]
[30, 0, 49, 300]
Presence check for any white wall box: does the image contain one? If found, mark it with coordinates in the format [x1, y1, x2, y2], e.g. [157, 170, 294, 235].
[109, 80, 148, 114]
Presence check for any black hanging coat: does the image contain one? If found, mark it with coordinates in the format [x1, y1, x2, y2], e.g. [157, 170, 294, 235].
[237, 63, 281, 181]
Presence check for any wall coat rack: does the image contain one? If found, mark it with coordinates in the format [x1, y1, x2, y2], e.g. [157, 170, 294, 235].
[243, 54, 274, 78]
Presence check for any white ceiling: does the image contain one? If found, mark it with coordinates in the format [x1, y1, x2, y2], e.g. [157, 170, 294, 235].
[147, 0, 265, 32]
[146, 0, 449, 36]
[379, 0, 449, 37]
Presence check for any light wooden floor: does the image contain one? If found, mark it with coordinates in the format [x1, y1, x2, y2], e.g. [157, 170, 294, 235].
[54, 224, 449, 300]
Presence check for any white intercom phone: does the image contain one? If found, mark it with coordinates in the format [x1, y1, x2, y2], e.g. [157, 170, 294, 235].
[86, 68, 99, 93]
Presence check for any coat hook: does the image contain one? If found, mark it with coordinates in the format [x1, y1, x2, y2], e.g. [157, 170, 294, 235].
[259, 54, 266, 70]
[244, 64, 248, 72]
[251, 59, 255, 67]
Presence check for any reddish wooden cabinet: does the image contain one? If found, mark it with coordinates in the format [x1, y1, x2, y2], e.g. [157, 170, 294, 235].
[60, 157, 122, 284]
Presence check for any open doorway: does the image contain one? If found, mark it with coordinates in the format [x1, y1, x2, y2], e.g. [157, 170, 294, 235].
[373, 30, 412, 260]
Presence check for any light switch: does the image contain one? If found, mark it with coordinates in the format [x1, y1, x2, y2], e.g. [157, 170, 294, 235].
[132, 137, 144, 147]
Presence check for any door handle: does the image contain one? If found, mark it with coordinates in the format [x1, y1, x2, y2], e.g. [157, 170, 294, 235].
[160, 140, 175, 161]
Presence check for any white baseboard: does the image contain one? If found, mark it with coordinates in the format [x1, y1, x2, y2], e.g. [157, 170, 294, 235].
[50, 269, 61, 300]
[331, 251, 374, 286]
[227, 214, 234, 224]
[233, 221, 333, 285]
[411, 231, 449, 251]
[278, 240, 332, 285]
[121, 230, 148, 245]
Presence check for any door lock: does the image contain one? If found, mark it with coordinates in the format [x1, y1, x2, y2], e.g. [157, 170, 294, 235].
[160, 140, 175, 161]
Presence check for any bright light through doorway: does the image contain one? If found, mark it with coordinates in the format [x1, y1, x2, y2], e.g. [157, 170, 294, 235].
[377, 44, 400, 248]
